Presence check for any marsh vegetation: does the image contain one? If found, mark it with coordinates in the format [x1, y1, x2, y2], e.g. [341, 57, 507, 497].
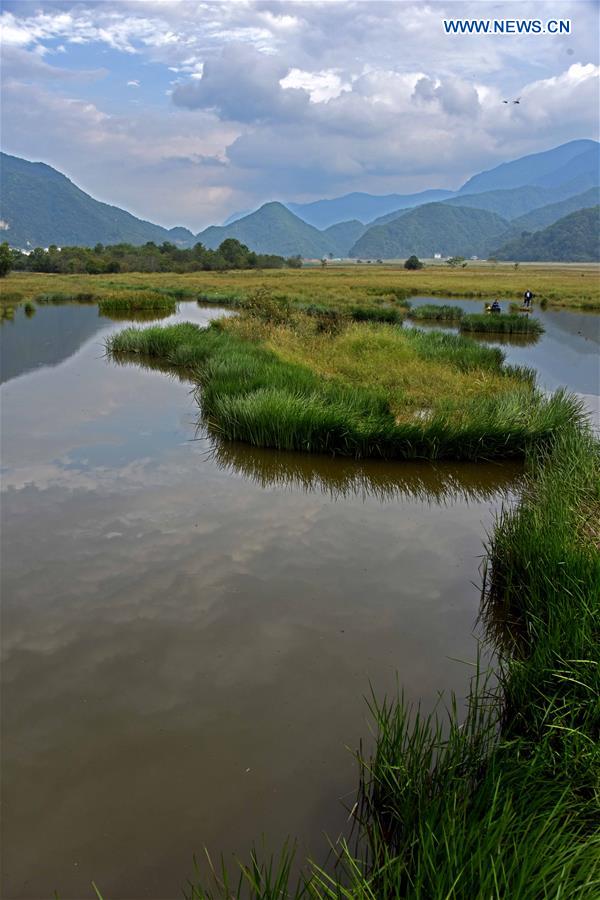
[408, 303, 464, 321]
[2, 261, 599, 312]
[106, 298, 576, 461]
[460, 312, 544, 335]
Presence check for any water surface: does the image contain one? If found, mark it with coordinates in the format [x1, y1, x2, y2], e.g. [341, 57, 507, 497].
[1, 299, 598, 898]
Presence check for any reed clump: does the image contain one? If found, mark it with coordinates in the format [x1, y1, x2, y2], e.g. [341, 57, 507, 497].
[409, 303, 464, 321]
[460, 313, 544, 334]
[343, 422, 599, 895]
[348, 304, 404, 324]
[97, 291, 177, 314]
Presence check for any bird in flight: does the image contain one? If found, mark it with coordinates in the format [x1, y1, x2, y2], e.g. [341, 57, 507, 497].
[503, 98, 521, 104]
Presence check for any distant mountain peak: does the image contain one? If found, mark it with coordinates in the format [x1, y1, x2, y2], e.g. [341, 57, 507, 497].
[1, 151, 195, 249]
[2, 138, 598, 260]
[459, 139, 599, 195]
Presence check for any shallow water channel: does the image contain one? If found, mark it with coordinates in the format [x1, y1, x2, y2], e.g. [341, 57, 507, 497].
[1, 299, 598, 898]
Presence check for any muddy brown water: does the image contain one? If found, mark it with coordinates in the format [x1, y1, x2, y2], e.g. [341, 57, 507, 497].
[1, 300, 598, 899]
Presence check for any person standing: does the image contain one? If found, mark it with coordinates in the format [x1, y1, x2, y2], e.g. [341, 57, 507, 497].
[523, 289, 534, 309]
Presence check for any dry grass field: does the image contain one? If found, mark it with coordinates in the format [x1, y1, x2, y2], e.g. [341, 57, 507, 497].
[1, 261, 599, 309]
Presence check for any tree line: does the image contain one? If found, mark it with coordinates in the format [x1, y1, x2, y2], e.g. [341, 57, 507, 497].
[1, 239, 303, 276]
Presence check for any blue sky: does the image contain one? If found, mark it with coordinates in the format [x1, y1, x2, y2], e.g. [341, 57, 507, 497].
[1, 1, 598, 230]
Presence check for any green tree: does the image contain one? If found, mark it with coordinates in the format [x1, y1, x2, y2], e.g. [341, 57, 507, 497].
[404, 255, 423, 270]
[218, 238, 250, 268]
[0, 242, 13, 277]
[446, 256, 466, 268]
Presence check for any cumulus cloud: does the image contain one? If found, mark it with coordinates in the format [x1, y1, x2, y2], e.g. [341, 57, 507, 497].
[1, 0, 598, 226]
[280, 68, 351, 103]
[172, 43, 310, 123]
[413, 75, 481, 117]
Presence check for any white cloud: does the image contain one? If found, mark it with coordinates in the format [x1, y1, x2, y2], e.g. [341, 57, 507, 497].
[0, 1, 598, 225]
[280, 68, 350, 103]
[1, 77, 240, 228]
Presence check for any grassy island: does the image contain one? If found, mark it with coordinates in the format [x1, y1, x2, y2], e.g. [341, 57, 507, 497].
[106, 302, 577, 461]
[460, 312, 544, 335]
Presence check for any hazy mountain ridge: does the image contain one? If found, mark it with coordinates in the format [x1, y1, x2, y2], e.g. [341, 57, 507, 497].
[196, 202, 364, 257]
[349, 204, 510, 259]
[510, 188, 600, 233]
[492, 207, 600, 262]
[286, 189, 455, 228]
[457, 140, 598, 194]
[1, 140, 599, 261]
[0, 152, 195, 249]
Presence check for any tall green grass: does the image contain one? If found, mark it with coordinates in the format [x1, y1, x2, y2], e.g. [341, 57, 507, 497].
[106, 321, 577, 461]
[460, 313, 544, 335]
[409, 303, 464, 321]
[402, 327, 506, 372]
[97, 292, 177, 314]
[348, 305, 404, 324]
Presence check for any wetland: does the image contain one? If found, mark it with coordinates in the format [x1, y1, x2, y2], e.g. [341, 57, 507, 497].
[1, 274, 598, 898]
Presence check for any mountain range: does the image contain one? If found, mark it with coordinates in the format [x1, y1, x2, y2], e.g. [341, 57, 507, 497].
[0, 152, 196, 249]
[349, 205, 510, 260]
[492, 207, 600, 262]
[1, 139, 598, 261]
[196, 203, 366, 258]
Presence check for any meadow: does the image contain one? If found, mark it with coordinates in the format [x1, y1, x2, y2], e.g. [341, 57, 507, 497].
[1, 260, 599, 310]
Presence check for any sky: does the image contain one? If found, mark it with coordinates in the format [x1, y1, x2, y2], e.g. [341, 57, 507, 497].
[1, 0, 599, 230]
